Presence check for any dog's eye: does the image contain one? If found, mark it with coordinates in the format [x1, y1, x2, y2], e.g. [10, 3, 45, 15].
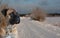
[11, 14, 13, 16]
[10, 13, 16, 18]
[9, 13, 14, 17]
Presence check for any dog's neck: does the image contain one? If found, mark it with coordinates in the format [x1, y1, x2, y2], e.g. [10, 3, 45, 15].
[6, 25, 16, 33]
[5, 25, 16, 38]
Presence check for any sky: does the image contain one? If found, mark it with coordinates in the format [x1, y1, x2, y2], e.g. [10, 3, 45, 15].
[1, 0, 60, 14]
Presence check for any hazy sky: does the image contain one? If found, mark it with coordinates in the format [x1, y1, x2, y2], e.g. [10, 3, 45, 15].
[2, 0, 60, 8]
[1, 0, 60, 14]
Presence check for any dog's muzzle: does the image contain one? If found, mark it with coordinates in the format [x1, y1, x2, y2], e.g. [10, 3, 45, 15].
[15, 15, 20, 24]
[9, 15, 20, 25]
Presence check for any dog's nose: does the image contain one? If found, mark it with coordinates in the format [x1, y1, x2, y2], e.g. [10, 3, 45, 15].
[17, 18, 20, 23]
[16, 16, 20, 24]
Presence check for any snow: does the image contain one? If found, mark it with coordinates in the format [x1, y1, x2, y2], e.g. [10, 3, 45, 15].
[17, 17, 60, 38]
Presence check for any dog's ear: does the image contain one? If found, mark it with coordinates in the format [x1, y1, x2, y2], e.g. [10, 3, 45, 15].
[1, 9, 8, 16]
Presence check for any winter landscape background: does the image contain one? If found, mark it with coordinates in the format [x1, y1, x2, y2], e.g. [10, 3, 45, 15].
[0, 0, 60, 38]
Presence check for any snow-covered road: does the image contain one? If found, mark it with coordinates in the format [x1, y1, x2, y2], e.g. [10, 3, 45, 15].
[17, 17, 60, 38]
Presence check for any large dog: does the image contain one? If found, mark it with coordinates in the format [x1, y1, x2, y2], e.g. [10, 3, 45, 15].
[0, 7, 20, 38]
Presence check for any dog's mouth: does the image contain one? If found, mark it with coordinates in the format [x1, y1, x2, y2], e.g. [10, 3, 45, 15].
[9, 17, 20, 25]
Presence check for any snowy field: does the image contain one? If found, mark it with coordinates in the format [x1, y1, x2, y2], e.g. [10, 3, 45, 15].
[45, 17, 60, 24]
[17, 17, 60, 38]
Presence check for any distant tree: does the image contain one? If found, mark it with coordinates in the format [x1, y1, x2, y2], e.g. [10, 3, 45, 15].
[30, 7, 46, 22]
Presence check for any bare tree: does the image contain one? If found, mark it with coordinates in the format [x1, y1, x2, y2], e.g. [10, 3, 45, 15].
[30, 7, 46, 22]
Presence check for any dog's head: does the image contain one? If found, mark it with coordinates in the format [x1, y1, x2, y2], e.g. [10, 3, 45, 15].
[1, 8, 20, 25]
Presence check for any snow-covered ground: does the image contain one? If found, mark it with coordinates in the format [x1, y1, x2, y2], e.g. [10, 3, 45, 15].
[45, 17, 60, 24]
[17, 17, 60, 38]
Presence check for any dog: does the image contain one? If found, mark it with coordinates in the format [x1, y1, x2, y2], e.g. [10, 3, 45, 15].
[0, 7, 20, 38]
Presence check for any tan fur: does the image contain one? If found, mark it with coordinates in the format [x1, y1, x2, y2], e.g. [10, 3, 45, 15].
[0, 4, 18, 38]
[0, 11, 7, 36]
